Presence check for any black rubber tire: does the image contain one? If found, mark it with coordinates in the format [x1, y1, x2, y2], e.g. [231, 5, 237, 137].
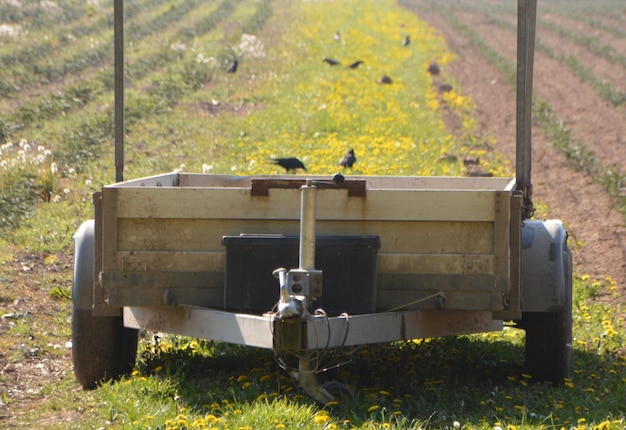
[520, 243, 573, 384]
[72, 304, 139, 389]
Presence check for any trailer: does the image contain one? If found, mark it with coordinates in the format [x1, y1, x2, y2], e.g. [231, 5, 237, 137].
[71, 0, 572, 403]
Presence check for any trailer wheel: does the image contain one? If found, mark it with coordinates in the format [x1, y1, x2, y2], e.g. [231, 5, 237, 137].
[72, 305, 138, 388]
[520, 241, 573, 384]
[71, 220, 138, 389]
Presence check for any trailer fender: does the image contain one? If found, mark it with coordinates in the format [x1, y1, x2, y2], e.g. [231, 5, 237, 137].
[521, 219, 570, 312]
[72, 220, 95, 311]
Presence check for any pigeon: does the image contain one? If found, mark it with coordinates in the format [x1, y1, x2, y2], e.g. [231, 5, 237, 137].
[227, 59, 238, 73]
[270, 157, 307, 172]
[402, 35, 410, 46]
[323, 57, 340, 66]
[427, 61, 440, 75]
[338, 148, 356, 168]
[347, 60, 363, 69]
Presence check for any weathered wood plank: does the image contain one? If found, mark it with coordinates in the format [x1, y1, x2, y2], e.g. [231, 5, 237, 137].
[112, 187, 499, 222]
[102, 271, 224, 308]
[115, 251, 496, 275]
[101, 188, 119, 272]
[376, 289, 504, 311]
[117, 251, 225, 272]
[376, 273, 499, 292]
[378, 254, 494, 274]
[170, 173, 514, 191]
[116, 219, 495, 254]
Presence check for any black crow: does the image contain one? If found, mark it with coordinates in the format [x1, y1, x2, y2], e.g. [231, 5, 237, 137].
[439, 83, 453, 93]
[227, 59, 238, 73]
[377, 75, 393, 84]
[270, 157, 307, 172]
[347, 60, 363, 69]
[403, 35, 410, 46]
[338, 148, 356, 168]
[323, 57, 340, 66]
[427, 61, 440, 75]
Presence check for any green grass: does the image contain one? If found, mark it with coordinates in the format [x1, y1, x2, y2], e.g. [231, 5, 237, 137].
[0, 0, 625, 428]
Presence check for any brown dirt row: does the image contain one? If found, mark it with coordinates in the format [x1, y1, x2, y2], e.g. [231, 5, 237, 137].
[455, 10, 626, 176]
[541, 12, 626, 63]
[492, 11, 626, 90]
[413, 9, 626, 300]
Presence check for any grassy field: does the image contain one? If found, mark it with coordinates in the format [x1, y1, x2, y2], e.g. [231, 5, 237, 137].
[0, 0, 625, 428]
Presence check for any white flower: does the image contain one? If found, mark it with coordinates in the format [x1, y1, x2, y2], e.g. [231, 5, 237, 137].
[170, 40, 186, 52]
[202, 164, 213, 173]
[50, 162, 58, 174]
[85, 179, 92, 185]
[235, 33, 265, 58]
[52, 195, 61, 203]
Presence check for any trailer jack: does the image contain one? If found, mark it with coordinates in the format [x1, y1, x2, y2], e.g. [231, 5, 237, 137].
[290, 352, 335, 404]
[271, 175, 349, 403]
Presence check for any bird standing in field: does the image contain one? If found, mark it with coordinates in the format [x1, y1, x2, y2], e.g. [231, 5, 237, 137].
[270, 157, 307, 172]
[427, 61, 440, 75]
[334, 31, 341, 42]
[323, 57, 340, 66]
[338, 148, 356, 169]
[347, 60, 363, 69]
[227, 59, 238, 73]
[402, 35, 410, 46]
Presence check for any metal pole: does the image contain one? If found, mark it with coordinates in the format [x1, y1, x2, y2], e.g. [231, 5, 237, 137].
[299, 182, 316, 270]
[515, 0, 537, 219]
[114, 0, 124, 183]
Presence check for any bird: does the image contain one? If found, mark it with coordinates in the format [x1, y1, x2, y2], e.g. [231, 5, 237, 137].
[227, 59, 238, 73]
[270, 157, 307, 172]
[323, 57, 340, 66]
[334, 31, 341, 42]
[439, 83, 453, 93]
[402, 35, 410, 46]
[338, 148, 356, 168]
[377, 75, 393, 84]
[427, 61, 440, 75]
[347, 60, 363, 69]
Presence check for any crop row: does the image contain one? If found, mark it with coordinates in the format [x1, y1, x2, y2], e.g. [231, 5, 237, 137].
[401, 2, 626, 218]
[0, 0, 270, 144]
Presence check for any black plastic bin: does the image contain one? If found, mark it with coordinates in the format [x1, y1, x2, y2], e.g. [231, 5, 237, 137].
[222, 235, 380, 315]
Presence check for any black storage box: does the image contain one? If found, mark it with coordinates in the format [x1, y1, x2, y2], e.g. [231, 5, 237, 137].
[222, 235, 380, 315]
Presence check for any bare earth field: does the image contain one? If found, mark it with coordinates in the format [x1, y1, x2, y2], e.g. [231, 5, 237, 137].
[1, 1, 625, 426]
[412, 5, 626, 303]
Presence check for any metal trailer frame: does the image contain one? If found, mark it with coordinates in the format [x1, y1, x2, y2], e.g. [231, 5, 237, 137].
[72, 0, 572, 403]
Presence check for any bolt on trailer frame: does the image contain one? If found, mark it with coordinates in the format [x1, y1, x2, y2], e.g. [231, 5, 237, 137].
[71, 0, 572, 403]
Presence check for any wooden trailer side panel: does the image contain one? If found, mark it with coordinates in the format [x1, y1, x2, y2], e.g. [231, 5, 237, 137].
[96, 175, 514, 315]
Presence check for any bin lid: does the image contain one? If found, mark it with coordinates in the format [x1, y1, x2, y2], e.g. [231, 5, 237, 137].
[222, 234, 380, 248]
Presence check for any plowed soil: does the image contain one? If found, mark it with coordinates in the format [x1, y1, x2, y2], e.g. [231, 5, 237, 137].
[410, 5, 626, 303]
